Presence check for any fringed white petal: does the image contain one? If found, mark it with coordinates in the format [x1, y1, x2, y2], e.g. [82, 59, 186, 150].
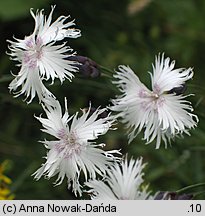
[33, 98, 121, 196]
[111, 54, 198, 148]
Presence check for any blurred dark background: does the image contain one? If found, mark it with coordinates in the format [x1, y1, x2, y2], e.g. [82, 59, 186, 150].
[0, 0, 205, 199]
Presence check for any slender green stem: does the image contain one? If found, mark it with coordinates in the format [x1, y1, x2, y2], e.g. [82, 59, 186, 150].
[0, 74, 13, 83]
[195, 96, 203, 108]
[188, 84, 205, 91]
[10, 162, 37, 193]
[99, 65, 114, 74]
[101, 72, 112, 78]
[192, 190, 205, 199]
[176, 183, 205, 194]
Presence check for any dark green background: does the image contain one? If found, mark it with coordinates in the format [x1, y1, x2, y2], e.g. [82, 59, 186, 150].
[0, 0, 205, 199]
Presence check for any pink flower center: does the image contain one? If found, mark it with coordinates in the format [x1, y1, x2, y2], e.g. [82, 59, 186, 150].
[23, 37, 44, 69]
[138, 88, 165, 111]
[55, 130, 83, 159]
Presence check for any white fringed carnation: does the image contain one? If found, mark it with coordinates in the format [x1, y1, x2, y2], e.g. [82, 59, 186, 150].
[110, 53, 198, 148]
[85, 157, 154, 200]
[33, 98, 120, 196]
[7, 5, 81, 103]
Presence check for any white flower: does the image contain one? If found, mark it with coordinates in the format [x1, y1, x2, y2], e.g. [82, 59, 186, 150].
[85, 157, 154, 200]
[110, 53, 198, 148]
[7, 5, 81, 103]
[33, 98, 120, 196]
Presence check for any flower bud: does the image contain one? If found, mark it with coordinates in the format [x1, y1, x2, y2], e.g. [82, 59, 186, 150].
[154, 191, 193, 200]
[168, 83, 187, 95]
[68, 56, 101, 78]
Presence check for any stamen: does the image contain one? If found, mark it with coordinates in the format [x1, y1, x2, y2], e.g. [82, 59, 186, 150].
[55, 130, 83, 159]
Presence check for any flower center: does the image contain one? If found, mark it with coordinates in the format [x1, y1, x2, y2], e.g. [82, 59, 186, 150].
[23, 37, 43, 69]
[139, 89, 159, 100]
[150, 92, 159, 100]
[55, 130, 83, 159]
[138, 89, 165, 111]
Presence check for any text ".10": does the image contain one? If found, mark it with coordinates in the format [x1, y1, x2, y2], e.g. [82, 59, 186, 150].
[189, 204, 201, 213]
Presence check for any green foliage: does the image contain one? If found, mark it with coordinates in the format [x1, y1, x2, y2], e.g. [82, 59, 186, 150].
[0, 0, 50, 21]
[0, 0, 205, 199]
